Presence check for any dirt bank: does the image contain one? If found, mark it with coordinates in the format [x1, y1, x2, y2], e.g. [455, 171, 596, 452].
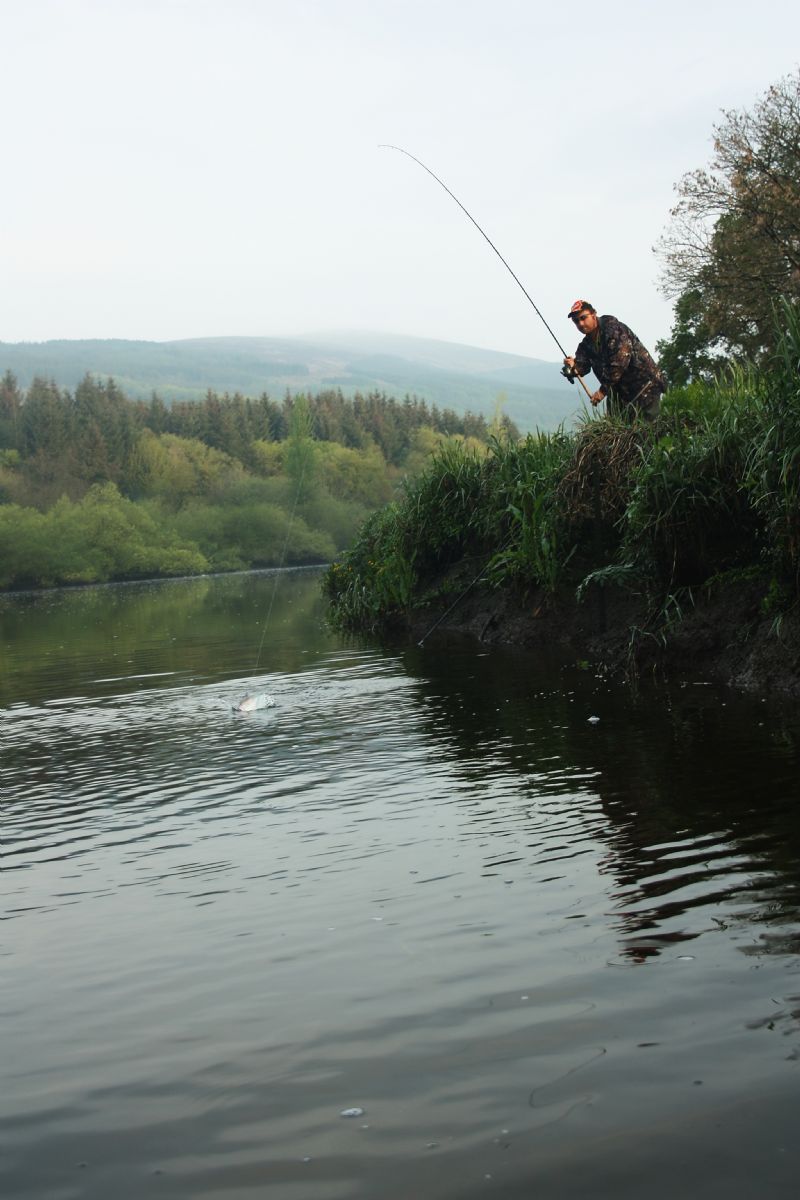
[402, 574, 800, 698]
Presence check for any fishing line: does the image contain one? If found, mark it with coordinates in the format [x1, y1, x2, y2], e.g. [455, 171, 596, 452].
[380, 144, 593, 399]
[417, 534, 515, 647]
[251, 454, 308, 676]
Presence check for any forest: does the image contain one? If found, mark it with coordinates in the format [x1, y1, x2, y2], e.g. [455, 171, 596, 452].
[0, 374, 515, 590]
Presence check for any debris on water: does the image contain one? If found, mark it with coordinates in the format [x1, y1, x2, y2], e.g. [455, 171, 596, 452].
[340, 1107, 365, 1118]
[588, 716, 600, 724]
[677, 955, 696, 961]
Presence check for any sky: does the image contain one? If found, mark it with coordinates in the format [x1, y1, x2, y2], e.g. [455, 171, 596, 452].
[2, 0, 800, 361]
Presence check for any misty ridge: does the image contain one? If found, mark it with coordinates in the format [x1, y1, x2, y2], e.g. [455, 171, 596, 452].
[0, 331, 579, 432]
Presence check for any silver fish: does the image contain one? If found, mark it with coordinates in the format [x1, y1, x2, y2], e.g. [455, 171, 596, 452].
[233, 692, 276, 714]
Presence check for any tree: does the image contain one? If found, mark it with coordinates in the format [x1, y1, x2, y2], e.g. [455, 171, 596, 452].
[655, 289, 725, 386]
[285, 395, 317, 502]
[657, 69, 800, 362]
[0, 370, 22, 450]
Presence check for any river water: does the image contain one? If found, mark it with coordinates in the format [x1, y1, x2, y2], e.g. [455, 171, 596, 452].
[2, 567, 800, 1199]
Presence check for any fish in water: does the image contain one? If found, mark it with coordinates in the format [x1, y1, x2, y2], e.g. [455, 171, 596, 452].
[233, 692, 276, 714]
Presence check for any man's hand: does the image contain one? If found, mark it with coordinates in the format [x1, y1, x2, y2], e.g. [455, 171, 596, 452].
[590, 390, 604, 407]
[561, 356, 577, 383]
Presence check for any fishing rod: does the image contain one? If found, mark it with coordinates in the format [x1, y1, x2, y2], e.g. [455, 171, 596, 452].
[379, 144, 594, 401]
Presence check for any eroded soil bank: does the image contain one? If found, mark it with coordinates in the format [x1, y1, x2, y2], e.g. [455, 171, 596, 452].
[402, 574, 800, 698]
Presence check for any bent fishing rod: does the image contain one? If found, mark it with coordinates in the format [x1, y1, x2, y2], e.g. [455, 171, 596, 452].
[379, 144, 593, 401]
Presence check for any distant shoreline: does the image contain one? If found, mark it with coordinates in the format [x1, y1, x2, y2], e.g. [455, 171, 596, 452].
[0, 561, 328, 601]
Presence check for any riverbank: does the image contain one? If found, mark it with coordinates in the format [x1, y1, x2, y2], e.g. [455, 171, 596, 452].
[401, 566, 800, 697]
[325, 328, 800, 699]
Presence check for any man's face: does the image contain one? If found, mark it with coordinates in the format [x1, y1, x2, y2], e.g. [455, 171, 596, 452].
[573, 308, 599, 335]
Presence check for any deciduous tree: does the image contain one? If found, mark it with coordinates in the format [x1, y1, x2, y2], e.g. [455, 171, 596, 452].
[657, 69, 800, 366]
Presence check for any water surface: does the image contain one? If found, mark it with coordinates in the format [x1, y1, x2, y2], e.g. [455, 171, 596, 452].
[2, 569, 800, 1199]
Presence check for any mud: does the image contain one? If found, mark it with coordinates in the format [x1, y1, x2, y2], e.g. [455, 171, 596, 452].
[403, 574, 800, 698]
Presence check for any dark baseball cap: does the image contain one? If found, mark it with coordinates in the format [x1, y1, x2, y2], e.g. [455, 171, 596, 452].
[567, 299, 595, 319]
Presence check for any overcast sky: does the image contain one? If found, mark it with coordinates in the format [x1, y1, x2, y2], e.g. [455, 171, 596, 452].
[2, 0, 799, 360]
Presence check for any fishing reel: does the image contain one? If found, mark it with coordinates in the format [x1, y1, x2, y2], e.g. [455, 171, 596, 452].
[561, 363, 578, 384]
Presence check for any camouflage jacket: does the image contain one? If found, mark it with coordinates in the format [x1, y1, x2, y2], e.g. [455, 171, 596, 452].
[574, 315, 666, 411]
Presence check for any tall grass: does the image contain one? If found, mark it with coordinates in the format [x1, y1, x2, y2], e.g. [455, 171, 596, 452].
[745, 298, 800, 578]
[325, 303, 800, 631]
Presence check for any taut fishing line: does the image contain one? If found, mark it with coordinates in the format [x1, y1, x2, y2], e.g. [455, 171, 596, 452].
[252, 456, 307, 674]
[416, 534, 516, 647]
[232, 455, 307, 713]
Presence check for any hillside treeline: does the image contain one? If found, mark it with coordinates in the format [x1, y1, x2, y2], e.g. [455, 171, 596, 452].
[0, 372, 513, 590]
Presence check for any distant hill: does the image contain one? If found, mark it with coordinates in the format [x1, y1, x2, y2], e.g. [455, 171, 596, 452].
[0, 331, 587, 432]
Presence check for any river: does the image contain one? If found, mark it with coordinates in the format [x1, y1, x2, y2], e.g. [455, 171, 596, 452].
[2, 567, 799, 1199]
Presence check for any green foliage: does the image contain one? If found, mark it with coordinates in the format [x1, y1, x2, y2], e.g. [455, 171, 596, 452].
[326, 303, 800, 633]
[575, 562, 639, 603]
[403, 439, 489, 562]
[621, 373, 762, 585]
[0, 485, 208, 589]
[658, 69, 800, 364]
[130, 430, 248, 506]
[325, 431, 577, 629]
[315, 440, 393, 508]
[285, 395, 318, 503]
[169, 500, 334, 571]
[323, 503, 417, 628]
[0, 367, 490, 590]
[744, 297, 800, 572]
[483, 431, 575, 590]
[656, 289, 725, 386]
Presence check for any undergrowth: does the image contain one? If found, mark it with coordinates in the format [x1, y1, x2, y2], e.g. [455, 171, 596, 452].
[324, 301, 800, 634]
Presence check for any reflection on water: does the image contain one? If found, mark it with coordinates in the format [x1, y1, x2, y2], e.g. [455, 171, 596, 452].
[2, 569, 800, 1199]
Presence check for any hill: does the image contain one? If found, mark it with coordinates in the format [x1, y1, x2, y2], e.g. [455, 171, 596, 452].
[0, 332, 583, 432]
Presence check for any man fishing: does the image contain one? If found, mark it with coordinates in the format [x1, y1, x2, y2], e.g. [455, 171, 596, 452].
[562, 300, 666, 421]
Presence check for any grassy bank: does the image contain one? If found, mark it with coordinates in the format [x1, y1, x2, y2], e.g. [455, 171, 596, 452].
[324, 303, 800, 655]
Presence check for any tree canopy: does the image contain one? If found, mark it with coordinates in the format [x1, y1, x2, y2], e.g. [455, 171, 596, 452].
[0, 371, 514, 590]
[657, 69, 800, 378]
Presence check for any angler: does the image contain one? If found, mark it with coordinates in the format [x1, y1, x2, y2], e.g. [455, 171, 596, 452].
[562, 300, 666, 421]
